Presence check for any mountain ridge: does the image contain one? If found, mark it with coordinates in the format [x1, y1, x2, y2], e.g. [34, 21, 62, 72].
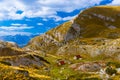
[25, 6, 120, 55]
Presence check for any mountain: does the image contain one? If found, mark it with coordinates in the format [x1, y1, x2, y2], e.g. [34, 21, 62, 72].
[1, 6, 120, 79]
[0, 34, 38, 47]
[26, 6, 120, 55]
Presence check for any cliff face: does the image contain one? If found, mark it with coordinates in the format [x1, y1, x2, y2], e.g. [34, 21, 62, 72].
[25, 6, 120, 56]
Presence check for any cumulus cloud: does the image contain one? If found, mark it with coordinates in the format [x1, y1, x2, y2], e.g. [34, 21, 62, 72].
[109, 0, 120, 5]
[0, 23, 33, 36]
[0, 0, 104, 20]
[0, 24, 33, 31]
[0, 0, 25, 20]
[38, 0, 103, 12]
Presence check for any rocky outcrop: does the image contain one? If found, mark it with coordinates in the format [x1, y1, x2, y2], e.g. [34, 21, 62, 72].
[69, 62, 105, 72]
[0, 40, 25, 56]
[64, 23, 80, 41]
[57, 38, 120, 57]
[1, 54, 49, 67]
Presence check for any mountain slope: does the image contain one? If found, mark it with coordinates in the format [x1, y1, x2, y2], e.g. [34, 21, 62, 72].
[75, 6, 120, 38]
[26, 6, 120, 55]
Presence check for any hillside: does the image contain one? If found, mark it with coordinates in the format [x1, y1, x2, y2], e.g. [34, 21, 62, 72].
[0, 40, 51, 79]
[26, 6, 120, 55]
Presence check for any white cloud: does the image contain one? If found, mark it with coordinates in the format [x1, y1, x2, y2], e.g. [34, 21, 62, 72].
[0, 0, 25, 20]
[37, 23, 43, 26]
[47, 15, 77, 21]
[0, 23, 33, 36]
[0, 0, 104, 20]
[0, 23, 33, 31]
[0, 26, 33, 31]
[38, 0, 103, 12]
[0, 31, 31, 36]
[109, 0, 120, 5]
[62, 15, 77, 21]
[11, 23, 26, 26]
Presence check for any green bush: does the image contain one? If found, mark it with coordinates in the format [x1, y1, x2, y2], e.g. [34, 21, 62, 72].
[0, 61, 11, 66]
[105, 67, 117, 75]
[106, 62, 120, 68]
[84, 78, 102, 80]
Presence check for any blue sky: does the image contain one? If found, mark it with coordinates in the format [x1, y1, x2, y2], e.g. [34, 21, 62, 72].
[0, 0, 119, 38]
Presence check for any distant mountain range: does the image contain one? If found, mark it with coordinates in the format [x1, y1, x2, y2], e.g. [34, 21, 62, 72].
[0, 34, 38, 47]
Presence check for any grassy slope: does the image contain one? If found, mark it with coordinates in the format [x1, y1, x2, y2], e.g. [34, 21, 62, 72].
[0, 63, 50, 80]
[75, 6, 120, 38]
[0, 51, 51, 80]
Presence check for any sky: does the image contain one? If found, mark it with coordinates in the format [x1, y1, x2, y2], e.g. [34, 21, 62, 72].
[0, 0, 120, 45]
